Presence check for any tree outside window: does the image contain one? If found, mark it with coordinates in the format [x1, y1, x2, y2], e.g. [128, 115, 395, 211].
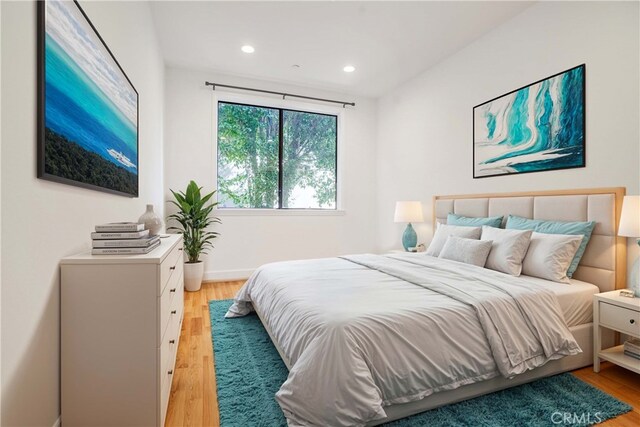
[217, 102, 337, 209]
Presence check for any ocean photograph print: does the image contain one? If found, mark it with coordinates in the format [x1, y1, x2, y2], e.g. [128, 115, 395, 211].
[38, 0, 139, 196]
[473, 64, 585, 179]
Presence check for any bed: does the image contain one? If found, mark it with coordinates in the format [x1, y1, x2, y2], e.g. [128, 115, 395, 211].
[226, 188, 627, 426]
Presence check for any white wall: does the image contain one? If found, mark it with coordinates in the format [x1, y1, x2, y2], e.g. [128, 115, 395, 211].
[375, 1, 640, 276]
[0, 2, 164, 425]
[164, 67, 378, 279]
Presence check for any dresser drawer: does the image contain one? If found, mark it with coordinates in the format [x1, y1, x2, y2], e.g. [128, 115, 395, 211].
[159, 337, 177, 399]
[159, 285, 183, 399]
[159, 327, 174, 389]
[168, 279, 184, 341]
[161, 278, 183, 365]
[159, 242, 183, 295]
[159, 264, 184, 343]
[600, 301, 640, 336]
[160, 369, 172, 427]
[160, 314, 181, 427]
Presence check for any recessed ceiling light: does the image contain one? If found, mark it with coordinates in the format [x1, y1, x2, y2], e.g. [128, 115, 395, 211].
[343, 65, 355, 73]
[241, 45, 255, 54]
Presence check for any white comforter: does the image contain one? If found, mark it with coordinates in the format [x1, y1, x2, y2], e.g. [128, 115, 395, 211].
[226, 254, 581, 426]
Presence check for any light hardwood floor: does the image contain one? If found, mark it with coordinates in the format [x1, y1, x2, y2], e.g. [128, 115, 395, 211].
[165, 280, 640, 427]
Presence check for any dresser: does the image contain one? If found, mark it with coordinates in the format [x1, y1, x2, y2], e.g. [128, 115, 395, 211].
[61, 234, 184, 426]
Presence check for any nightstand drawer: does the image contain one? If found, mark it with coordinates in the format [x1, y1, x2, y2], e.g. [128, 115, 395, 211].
[600, 301, 640, 336]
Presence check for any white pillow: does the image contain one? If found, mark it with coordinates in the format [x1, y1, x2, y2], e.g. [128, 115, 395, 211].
[426, 224, 482, 257]
[481, 226, 533, 276]
[522, 232, 584, 283]
[438, 236, 493, 267]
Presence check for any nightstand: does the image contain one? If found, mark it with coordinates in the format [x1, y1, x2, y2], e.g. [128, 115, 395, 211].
[593, 291, 640, 373]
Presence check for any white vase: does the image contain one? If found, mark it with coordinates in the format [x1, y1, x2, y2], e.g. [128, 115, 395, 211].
[184, 261, 204, 292]
[138, 204, 163, 236]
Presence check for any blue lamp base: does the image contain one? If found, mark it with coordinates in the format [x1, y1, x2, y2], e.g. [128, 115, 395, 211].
[402, 223, 417, 251]
[630, 239, 640, 297]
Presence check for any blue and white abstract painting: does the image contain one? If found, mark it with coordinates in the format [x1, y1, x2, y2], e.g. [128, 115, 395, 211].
[473, 65, 585, 178]
[39, 0, 138, 196]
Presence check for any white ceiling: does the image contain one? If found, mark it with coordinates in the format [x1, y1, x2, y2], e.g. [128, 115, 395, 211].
[150, 1, 534, 98]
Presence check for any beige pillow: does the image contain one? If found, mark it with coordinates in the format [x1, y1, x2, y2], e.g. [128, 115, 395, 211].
[426, 224, 482, 257]
[522, 232, 583, 283]
[481, 226, 533, 276]
[438, 236, 493, 267]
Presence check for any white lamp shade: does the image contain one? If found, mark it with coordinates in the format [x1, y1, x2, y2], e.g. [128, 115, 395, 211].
[394, 201, 423, 223]
[618, 195, 640, 237]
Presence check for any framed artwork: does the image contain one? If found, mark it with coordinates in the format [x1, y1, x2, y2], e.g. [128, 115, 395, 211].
[37, 0, 139, 197]
[473, 64, 585, 179]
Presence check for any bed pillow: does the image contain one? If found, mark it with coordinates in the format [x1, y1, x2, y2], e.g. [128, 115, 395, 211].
[426, 224, 482, 257]
[438, 236, 493, 267]
[505, 215, 595, 278]
[522, 232, 584, 283]
[447, 213, 503, 228]
[481, 226, 533, 276]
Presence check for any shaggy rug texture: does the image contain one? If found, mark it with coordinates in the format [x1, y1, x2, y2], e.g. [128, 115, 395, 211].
[210, 299, 631, 426]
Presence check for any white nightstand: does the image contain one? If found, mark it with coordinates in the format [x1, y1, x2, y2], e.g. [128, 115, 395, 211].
[593, 291, 640, 373]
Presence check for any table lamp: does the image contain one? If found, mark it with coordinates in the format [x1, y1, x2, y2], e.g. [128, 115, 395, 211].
[618, 195, 640, 296]
[394, 201, 423, 251]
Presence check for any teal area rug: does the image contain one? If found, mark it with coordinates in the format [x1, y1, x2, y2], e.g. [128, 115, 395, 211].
[210, 299, 631, 426]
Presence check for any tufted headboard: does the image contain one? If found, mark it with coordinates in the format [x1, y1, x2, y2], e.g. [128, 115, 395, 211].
[433, 188, 627, 292]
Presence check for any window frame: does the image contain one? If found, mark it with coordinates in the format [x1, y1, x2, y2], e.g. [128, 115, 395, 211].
[213, 92, 344, 215]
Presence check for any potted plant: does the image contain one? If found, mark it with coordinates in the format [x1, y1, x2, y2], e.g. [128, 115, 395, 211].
[168, 181, 221, 292]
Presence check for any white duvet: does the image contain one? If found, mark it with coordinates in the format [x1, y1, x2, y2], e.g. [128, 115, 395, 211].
[226, 254, 581, 427]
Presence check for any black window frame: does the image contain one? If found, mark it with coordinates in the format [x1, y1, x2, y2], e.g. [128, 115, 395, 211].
[216, 100, 339, 210]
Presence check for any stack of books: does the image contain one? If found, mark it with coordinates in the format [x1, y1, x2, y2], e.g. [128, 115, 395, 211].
[92, 222, 160, 255]
[623, 338, 640, 360]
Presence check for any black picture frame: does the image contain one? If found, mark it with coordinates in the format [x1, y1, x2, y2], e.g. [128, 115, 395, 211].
[37, 0, 139, 197]
[472, 64, 585, 179]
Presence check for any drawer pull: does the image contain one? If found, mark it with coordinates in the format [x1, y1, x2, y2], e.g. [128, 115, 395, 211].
[170, 288, 177, 293]
[168, 370, 173, 375]
[169, 339, 175, 344]
[178, 248, 183, 251]
[631, 319, 636, 325]
[170, 266, 176, 271]
[171, 310, 177, 315]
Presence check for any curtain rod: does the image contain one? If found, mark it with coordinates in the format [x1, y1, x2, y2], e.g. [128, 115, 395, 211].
[205, 81, 355, 108]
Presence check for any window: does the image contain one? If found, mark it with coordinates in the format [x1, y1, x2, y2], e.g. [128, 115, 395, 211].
[217, 101, 337, 209]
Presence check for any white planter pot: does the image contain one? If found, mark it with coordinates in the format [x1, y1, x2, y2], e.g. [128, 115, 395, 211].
[184, 261, 204, 292]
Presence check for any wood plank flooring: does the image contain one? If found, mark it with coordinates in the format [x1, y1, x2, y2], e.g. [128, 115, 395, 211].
[165, 280, 244, 427]
[165, 280, 640, 426]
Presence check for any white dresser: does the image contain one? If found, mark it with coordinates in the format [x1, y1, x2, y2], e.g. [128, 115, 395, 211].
[61, 234, 184, 426]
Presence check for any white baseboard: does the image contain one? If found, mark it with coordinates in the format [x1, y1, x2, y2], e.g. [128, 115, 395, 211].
[204, 268, 253, 282]
[52, 416, 61, 427]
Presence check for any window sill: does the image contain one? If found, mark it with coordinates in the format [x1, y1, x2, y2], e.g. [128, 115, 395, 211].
[213, 209, 346, 217]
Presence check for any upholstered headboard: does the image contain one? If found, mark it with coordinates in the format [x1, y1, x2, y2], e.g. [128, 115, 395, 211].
[433, 188, 626, 292]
